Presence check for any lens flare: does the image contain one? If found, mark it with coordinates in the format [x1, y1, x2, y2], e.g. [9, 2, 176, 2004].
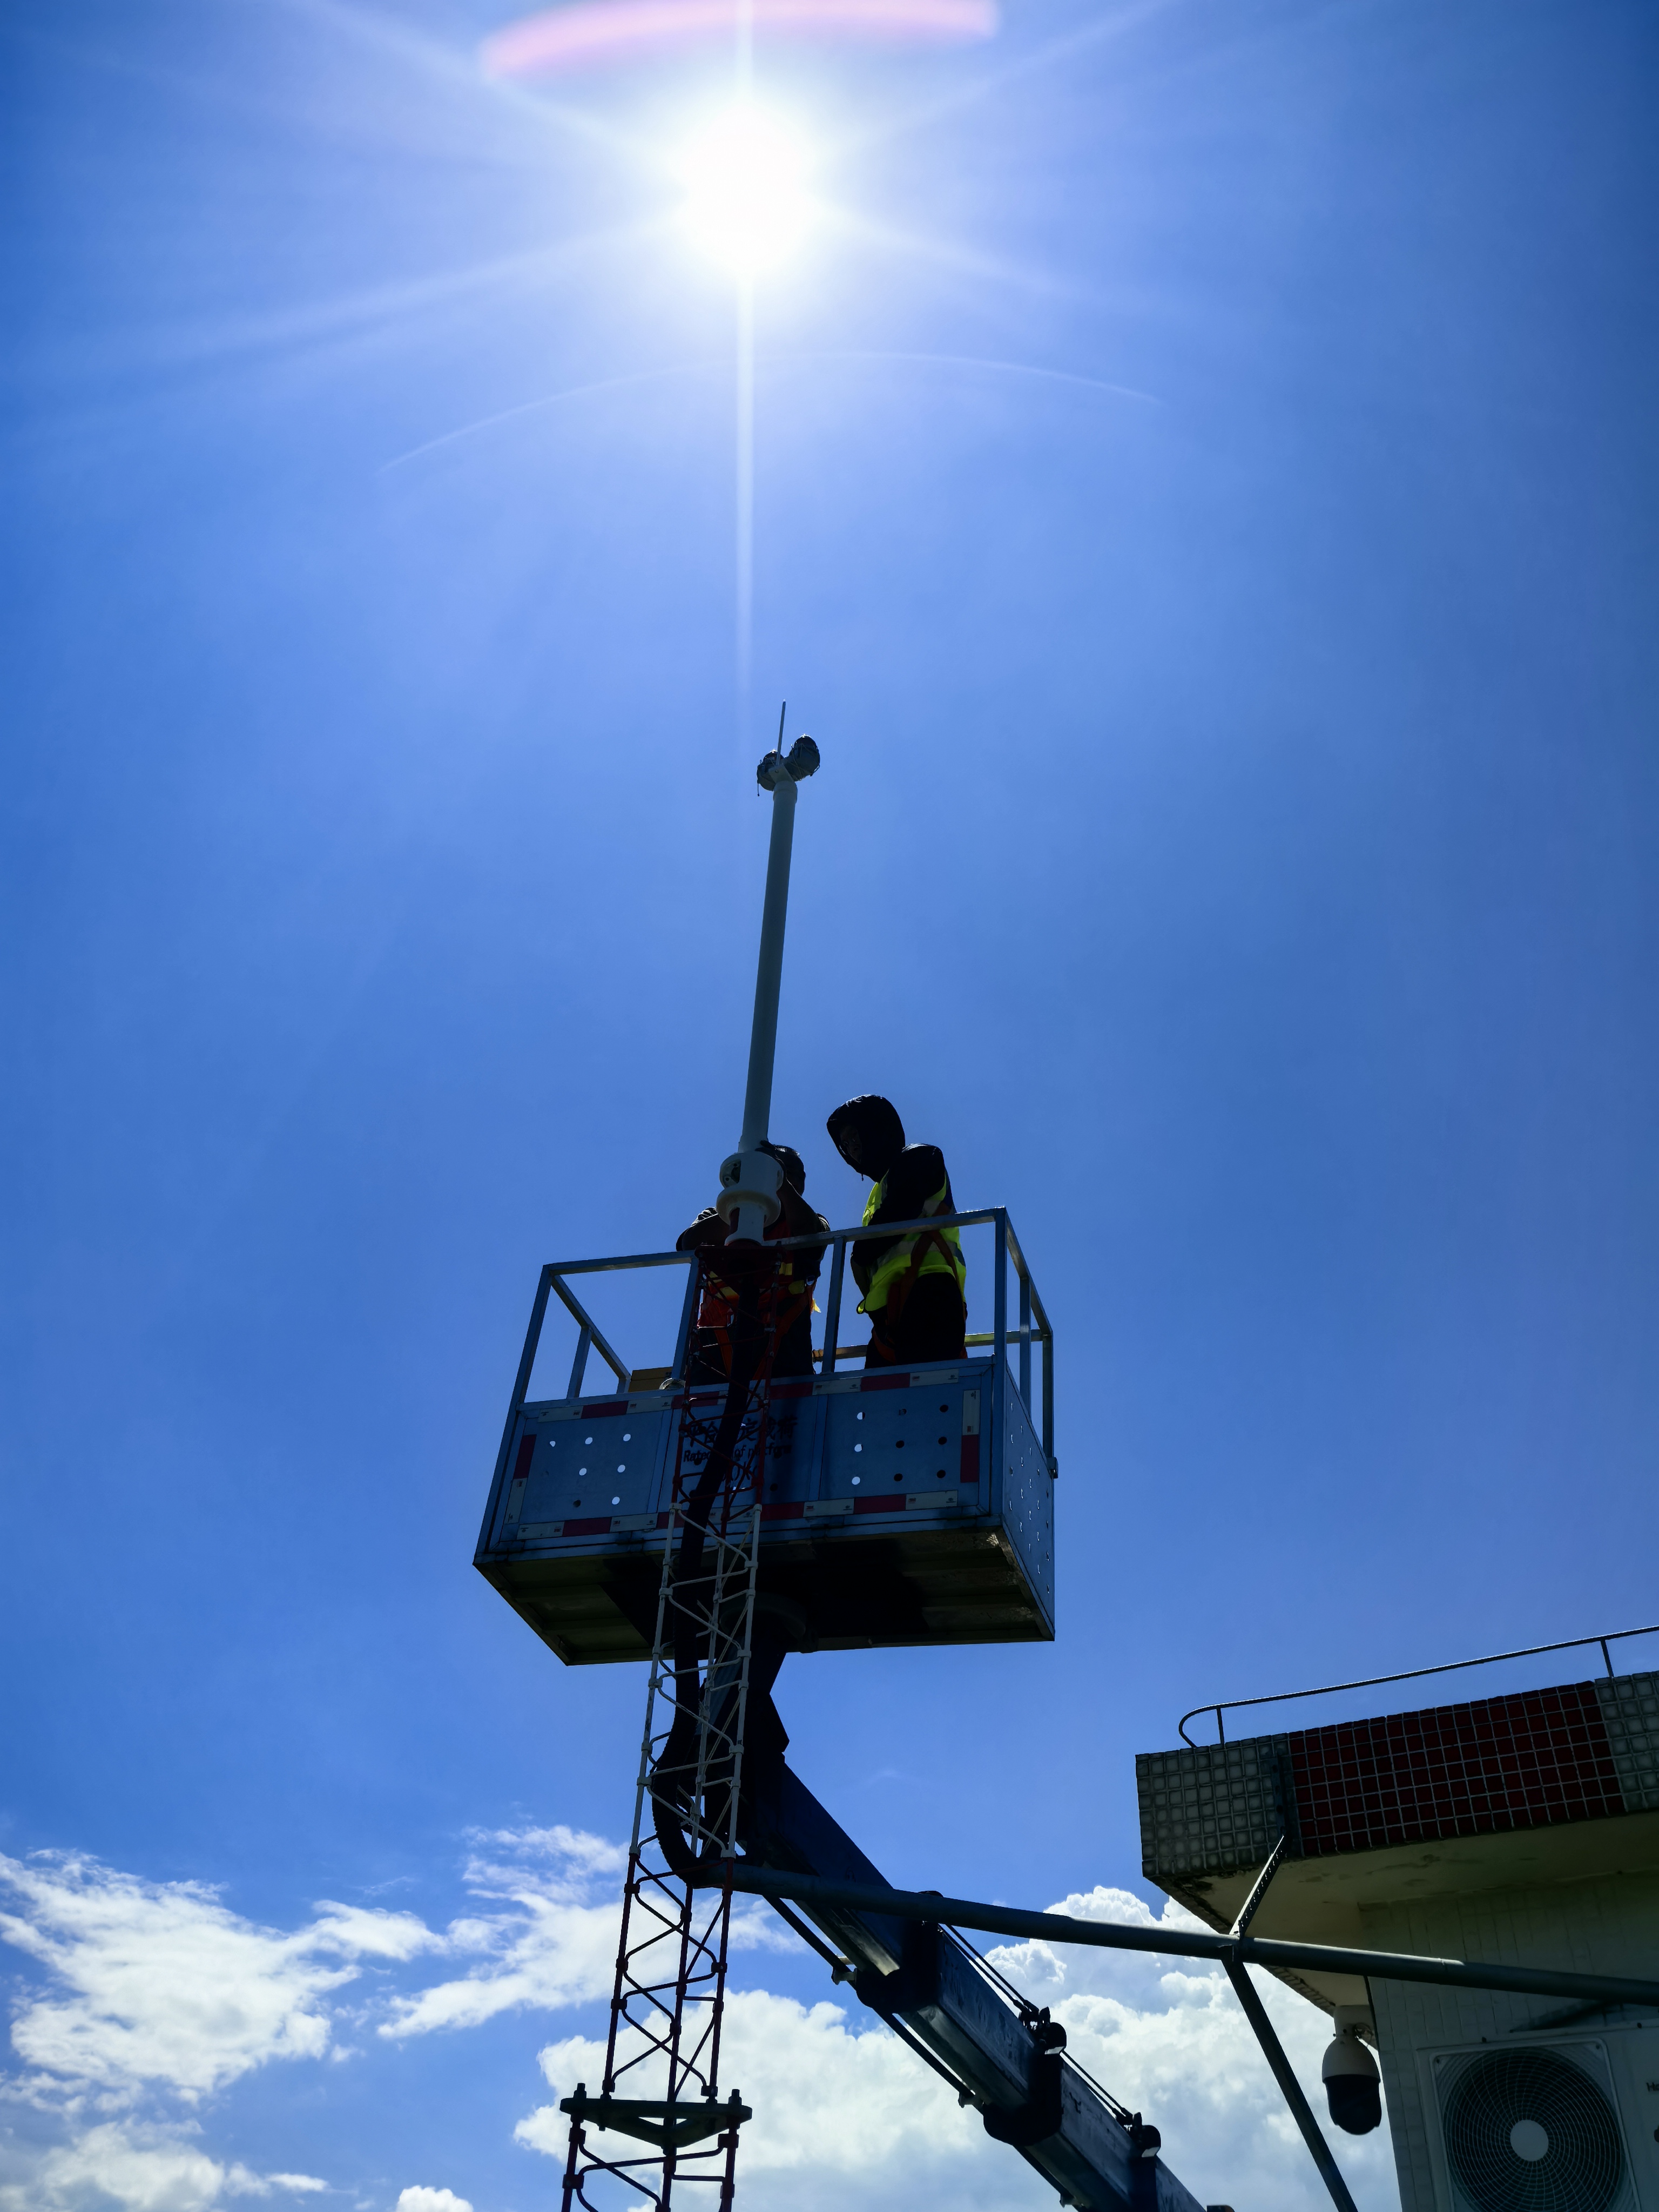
[482, 0, 996, 80]
[677, 108, 813, 276]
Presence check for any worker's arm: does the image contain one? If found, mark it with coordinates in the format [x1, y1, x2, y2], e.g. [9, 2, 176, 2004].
[676, 1208, 726, 1256]
[774, 1189, 830, 1274]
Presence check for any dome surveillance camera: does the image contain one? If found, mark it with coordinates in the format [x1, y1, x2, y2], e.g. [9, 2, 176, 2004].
[756, 734, 820, 789]
[1322, 2007, 1382, 2135]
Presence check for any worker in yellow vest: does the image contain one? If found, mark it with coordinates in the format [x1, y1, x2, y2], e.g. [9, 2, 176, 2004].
[826, 1095, 967, 1370]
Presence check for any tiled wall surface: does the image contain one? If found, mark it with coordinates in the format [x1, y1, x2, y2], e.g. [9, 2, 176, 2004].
[1600, 1671, 1659, 1815]
[1288, 1680, 1622, 1855]
[1137, 1735, 1290, 1884]
[1138, 1672, 1659, 1881]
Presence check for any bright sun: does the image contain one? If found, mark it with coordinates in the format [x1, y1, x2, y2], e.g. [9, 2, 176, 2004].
[677, 107, 813, 278]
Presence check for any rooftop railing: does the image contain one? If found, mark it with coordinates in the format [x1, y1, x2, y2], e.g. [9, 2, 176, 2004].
[1177, 1620, 1659, 1746]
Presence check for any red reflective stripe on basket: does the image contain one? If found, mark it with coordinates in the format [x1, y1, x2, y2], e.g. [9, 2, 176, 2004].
[768, 1380, 813, 1400]
[581, 1402, 629, 1419]
[860, 1372, 909, 1392]
[959, 1435, 980, 1486]
[853, 1493, 906, 1513]
[761, 1500, 806, 1521]
[512, 1433, 537, 1480]
[562, 1516, 613, 1536]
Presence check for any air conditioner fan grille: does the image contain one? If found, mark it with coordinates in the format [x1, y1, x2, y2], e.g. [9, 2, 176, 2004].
[1442, 2050, 1624, 2212]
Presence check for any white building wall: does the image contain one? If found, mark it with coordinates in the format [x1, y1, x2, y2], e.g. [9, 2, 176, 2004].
[1361, 1873, 1659, 2212]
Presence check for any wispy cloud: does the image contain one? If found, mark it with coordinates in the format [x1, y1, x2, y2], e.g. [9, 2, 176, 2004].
[1, 1836, 1399, 2212]
[518, 1880, 1401, 2212]
[0, 2120, 325, 2212]
[520, 1988, 973, 2172]
[375, 1826, 624, 2039]
[979, 1886, 1400, 2211]
[0, 1851, 440, 2106]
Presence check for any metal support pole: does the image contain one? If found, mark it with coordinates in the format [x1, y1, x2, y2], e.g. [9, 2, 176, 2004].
[670, 1259, 699, 1384]
[1230, 1836, 1286, 1939]
[509, 1268, 556, 1421]
[477, 1264, 557, 1550]
[993, 1214, 1008, 1367]
[738, 770, 797, 1157]
[1041, 1318, 1054, 1473]
[819, 1235, 846, 1377]
[991, 1215, 1008, 1474]
[1222, 1953, 1359, 2212]
[1019, 1270, 1032, 1412]
[720, 730, 819, 1245]
[709, 1863, 1659, 2008]
[558, 2110, 585, 2212]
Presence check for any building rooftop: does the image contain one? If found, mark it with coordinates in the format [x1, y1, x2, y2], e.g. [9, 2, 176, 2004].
[1136, 1668, 1659, 2013]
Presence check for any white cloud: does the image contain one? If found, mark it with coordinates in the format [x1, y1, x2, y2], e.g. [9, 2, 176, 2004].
[0, 1832, 1402, 2212]
[518, 1992, 1023, 2212]
[522, 1988, 971, 2172]
[516, 1881, 1401, 2212]
[463, 1825, 624, 1878]
[979, 1886, 1400, 2211]
[0, 1826, 781, 2098]
[375, 1826, 625, 2040]
[0, 1850, 443, 2105]
[0, 2121, 327, 2212]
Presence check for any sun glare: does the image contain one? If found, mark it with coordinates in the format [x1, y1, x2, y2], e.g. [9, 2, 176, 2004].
[677, 107, 813, 277]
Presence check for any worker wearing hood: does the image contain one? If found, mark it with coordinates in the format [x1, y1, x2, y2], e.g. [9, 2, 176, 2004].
[826, 1095, 967, 1370]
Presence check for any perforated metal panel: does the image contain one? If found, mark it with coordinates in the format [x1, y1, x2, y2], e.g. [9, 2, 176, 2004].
[477, 1359, 1056, 1664]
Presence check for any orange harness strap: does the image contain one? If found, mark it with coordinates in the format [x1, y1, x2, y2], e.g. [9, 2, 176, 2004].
[696, 1271, 814, 1380]
[882, 1226, 963, 1327]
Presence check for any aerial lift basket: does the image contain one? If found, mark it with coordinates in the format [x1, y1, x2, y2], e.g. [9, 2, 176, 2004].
[474, 1205, 1056, 1667]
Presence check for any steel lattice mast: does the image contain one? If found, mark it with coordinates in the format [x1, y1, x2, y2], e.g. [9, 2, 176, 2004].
[558, 1324, 774, 2210]
[557, 729, 819, 2211]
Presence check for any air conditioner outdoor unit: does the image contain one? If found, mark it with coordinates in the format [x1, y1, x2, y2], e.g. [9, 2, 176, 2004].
[1428, 2039, 1635, 2212]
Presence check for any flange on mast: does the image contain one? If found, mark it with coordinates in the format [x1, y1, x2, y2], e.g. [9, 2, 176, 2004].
[717, 718, 820, 1245]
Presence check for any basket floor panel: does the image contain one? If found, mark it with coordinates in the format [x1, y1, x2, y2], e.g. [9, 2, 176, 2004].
[480, 1515, 1054, 1666]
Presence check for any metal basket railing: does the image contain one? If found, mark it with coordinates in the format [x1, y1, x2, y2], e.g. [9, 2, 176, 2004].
[503, 1206, 1054, 1468]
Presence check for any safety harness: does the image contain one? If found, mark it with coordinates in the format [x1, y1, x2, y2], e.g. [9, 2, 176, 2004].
[696, 1238, 818, 1380]
[857, 1175, 967, 1340]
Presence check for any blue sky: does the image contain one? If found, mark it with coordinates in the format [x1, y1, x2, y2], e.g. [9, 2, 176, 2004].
[3, 0, 1656, 2207]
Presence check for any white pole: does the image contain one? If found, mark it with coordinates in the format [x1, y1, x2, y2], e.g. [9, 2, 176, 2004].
[738, 771, 797, 1155]
[718, 732, 819, 1244]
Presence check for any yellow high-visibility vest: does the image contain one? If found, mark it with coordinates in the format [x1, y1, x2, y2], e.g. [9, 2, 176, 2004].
[857, 1174, 966, 1317]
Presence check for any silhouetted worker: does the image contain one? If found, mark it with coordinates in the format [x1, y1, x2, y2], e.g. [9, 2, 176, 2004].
[826, 1096, 967, 1370]
[676, 1142, 828, 1383]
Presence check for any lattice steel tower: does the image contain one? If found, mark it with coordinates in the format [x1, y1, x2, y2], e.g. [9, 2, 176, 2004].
[556, 729, 820, 2210]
